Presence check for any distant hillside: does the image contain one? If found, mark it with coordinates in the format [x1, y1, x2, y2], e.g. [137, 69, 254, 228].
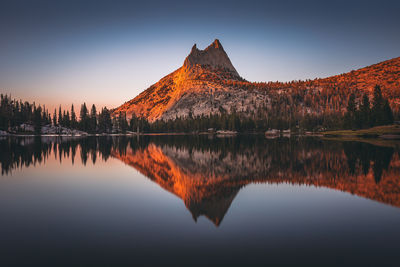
[319, 57, 400, 99]
[257, 56, 400, 104]
[114, 40, 400, 122]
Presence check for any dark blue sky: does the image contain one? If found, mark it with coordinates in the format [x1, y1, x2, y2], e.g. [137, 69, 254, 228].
[1, 0, 399, 110]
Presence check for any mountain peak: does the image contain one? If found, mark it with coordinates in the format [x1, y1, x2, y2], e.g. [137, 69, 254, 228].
[208, 39, 222, 49]
[113, 41, 400, 123]
[183, 39, 239, 77]
[214, 39, 221, 48]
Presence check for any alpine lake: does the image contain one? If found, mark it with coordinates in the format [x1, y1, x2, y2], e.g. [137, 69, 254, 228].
[1, 134, 399, 266]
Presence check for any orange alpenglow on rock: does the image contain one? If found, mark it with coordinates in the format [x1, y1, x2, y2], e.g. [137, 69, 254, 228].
[113, 39, 400, 122]
[113, 39, 245, 122]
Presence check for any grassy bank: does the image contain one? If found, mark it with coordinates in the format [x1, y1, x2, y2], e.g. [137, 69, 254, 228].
[322, 125, 400, 138]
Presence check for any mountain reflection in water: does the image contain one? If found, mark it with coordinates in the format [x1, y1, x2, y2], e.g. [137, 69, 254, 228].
[1, 135, 399, 226]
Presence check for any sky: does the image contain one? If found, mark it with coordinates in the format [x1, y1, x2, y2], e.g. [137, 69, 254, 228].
[1, 0, 400, 112]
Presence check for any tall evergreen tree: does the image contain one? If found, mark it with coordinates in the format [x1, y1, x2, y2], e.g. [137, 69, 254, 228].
[80, 103, 89, 131]
[344, 93, 356, 129]
[130, 114, 139, 132]
[98, 107, 112, 133]
[359, 94, 371, 128]
[70, 104, 77, 129]
[372, 85, 384, 125]
[90, 104, 97, 133]
[118, 111, 128, 133]
[33, 105, 42, 134]
[382, 99, 394, 125]
[62, 111, 67, 127]
[53, 109, 57, 126]
[42, 106, 47, 124]
[58, 106, 63, 127]
[64, 111, 70, 128]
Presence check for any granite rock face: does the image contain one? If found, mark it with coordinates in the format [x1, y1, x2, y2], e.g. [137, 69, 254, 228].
[114, 39, 252, 122]
[114, 39, 400, 122]
[183, 39, 239, 77]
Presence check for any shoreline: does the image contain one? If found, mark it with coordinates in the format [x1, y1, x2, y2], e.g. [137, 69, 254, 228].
[2, 125, 399, 140]
[321, 125, 400, 140]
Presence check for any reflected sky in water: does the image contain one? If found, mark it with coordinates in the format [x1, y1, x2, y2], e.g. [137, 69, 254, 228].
[0, 136, 399, 266]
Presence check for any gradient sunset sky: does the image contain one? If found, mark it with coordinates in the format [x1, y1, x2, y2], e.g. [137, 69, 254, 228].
[1, 0, 399, 112]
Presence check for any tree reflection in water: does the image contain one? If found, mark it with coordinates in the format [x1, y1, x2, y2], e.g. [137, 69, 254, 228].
[1, 135, 399, 225]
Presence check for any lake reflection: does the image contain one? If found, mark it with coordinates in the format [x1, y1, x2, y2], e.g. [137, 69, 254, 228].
[0, 135, 400, 266]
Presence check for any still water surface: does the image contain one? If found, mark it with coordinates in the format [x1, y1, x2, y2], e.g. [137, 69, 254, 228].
[0, 135, 399, 266]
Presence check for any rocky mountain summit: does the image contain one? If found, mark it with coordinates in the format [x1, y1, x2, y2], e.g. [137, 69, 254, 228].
[183, 39, 240, 78]
[114, 39, 400, 122]
[114, 39, 255, 121]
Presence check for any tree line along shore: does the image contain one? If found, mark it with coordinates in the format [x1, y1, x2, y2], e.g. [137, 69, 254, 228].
[0, 85, 398, 137]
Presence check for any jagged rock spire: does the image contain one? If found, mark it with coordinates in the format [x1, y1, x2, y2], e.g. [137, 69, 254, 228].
[183, 39, 239, 77]
[209, 39, 222, 49]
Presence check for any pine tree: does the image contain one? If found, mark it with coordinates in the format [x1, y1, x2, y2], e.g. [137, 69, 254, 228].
[58, 106, 63, 127]
[42, 106, 47, 125]
[344, 93, 356, 129]
[118, 111, 128, 133]
[90, 104, 97, 133]
[80, 103, 89, 131]
[130, 114, 138, 132]
[33, 105, 42, 134]
[64, 111, 70, 128]
[98, 107, 112, 133]
[359, 94, 370, 128]
[53, 109, 57, 126]
[382, 99, 394, 125]
[70, 104, 77, 129]
[372, 85, 384, 125]
[63, 110, 67, 127]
